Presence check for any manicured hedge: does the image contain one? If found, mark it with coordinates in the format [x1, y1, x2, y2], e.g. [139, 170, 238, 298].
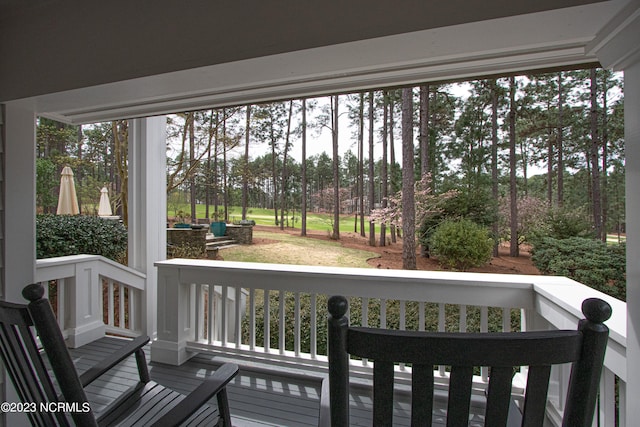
[242, 293, 520, 356]
[430, 219, 493, 271]
[531, 237, 626, 300]
[36, 214, 127, 262]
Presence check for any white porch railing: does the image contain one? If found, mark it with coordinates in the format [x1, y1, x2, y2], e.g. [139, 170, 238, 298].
[36, 254, 146, 347]
[152, 259, 627, 427]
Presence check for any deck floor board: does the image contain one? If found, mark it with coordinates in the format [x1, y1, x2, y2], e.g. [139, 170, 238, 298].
[67, 337, 486, 426]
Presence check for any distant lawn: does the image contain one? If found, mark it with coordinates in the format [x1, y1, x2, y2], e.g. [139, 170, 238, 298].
[168, 204, 382, 234]
[606, 234, 626, 245]
[220, 231, 379, 268]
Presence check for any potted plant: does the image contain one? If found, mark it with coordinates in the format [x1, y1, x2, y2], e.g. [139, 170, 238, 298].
[210, 211, 226, 236]
[173, 210, 190, 228]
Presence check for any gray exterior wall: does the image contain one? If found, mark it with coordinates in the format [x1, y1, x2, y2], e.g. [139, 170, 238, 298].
[0, 0, 603, 102]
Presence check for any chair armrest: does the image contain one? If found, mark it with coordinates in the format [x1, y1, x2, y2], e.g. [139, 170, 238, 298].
[151, 363, 239, 427]
[78, 335, 150, 387]
[318, 377, 331, 427]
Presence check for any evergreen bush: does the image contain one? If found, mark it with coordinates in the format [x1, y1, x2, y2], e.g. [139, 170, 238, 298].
[36, 214, 127, 262]
[418, 190, 498, 256]
[241, 293, 520, 356]
[531, 237, 626, 300]
[430, 219, 493, 271]
[527, 207, 593, 245]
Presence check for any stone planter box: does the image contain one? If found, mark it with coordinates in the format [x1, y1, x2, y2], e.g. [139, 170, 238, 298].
[167, 228, 207, 253]
[225, 224, 253, 244]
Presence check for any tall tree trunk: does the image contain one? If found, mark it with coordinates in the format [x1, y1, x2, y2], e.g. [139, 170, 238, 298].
[270, 125, 279, 226]
[242, 105, 251, 220]
[368, 91, 376, 246]
[491, 80, 499, 257]
[301, 99, 308, 236]
[213, 113, 220, 220]
[557, 72, 564, 208]
[601, 71, 609, 242]
[332, 95, 340, 240]
[589, 68, 603, 240]
[401, 88, 416, 270]
[213, 111, 220, 221]
[358, 93, 365, 236]
[112, 120, 128, 226]
[430, 88, 438, 192]
[420, 85, 430, 177]
[280, 101, 293, 230]
[389, 92, 397, 243]
[205, 110, 214, 220]
[509, 77, 519, 257]
[189, 113, 197, 222]
[419, 85, 429, 256]
[547, 98, 554, 206]
[222, 114, 229, 222]
[76, 125, 83, 214]
[380, 91, 389, 247]
[519, 139, 528, 197]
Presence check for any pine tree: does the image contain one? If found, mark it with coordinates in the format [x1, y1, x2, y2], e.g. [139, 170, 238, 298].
[401, 87, 416, 269]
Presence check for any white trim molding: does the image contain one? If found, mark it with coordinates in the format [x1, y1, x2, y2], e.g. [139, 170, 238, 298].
[588, 0, 640, 70]
[32, 1, 623, 124]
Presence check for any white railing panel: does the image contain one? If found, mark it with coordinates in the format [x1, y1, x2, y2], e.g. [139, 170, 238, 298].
[36, 255, 146, 345]
[152, 259, 627, 426]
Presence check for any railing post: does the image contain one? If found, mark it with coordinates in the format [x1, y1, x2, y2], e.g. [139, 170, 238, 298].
[563, 298, 612, 426]
[328, 295, 350, 427]
[66, 259, 105, 348]
[151, 265, 197, 365]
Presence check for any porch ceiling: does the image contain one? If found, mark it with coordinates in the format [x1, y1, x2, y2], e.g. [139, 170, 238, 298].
[2, 0, 635, 124]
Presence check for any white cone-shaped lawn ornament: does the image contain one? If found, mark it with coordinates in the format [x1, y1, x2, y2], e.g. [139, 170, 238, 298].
[56, 166, 79, 215]
[98, 186, 113, 217]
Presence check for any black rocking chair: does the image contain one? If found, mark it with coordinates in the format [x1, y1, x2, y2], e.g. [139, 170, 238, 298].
[325, 295, 611, 427]
[0, 283, 238, 426]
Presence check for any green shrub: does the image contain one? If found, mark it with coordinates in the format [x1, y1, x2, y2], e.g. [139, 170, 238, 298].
[545, 208, 593, 240]
[241, 293, 520, 356]
[430, 219, 493, 271]
[36, 214, 127, 262]
[418, 190, 498, 255]
[531, 237, 626, 300]
[527, 207, 593, 245]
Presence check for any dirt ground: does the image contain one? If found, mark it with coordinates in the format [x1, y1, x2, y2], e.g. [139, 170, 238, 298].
[251, 225, 540, 275]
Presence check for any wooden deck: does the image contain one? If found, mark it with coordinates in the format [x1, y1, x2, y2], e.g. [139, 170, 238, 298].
[68, 337, 489, 426]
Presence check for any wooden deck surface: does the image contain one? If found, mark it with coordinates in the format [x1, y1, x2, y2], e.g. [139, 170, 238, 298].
[68, 337, 488, 426]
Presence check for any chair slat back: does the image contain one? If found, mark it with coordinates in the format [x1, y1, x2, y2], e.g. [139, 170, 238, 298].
[0, 301, 70, 426]
[327, 296, 611, 427]
[21, 284, 99, 427]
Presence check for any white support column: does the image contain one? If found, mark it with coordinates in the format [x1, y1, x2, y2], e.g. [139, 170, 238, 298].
[128, 116, 167, 339]
[591, 5, 640, 422]
[624, 59, 640, 424]
[2, 100, 36, 302]
[2, 100, 37, 427]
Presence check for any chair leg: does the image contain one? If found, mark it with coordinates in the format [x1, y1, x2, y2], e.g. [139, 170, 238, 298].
[135, 348, 150, 382]
[216, 388, 232, 426]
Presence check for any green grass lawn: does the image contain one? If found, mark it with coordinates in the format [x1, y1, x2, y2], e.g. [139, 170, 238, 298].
[220, 230, 379, 268]
[606, 233, 626, 244]
[168, 204, 383, 234]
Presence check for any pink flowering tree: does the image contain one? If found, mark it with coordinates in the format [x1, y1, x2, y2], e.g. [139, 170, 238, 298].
[498, 195, 550, 245]
[370, 174, 457, 231]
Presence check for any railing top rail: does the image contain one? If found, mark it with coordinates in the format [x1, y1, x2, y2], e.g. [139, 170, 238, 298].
[156, 259, 539, 308]
[37, 255, 143, 276]
[156, 258, 539, 284]
[37, 255, 146, 289]
[534, 280, 626, 350]
[156, 259, 626, 341]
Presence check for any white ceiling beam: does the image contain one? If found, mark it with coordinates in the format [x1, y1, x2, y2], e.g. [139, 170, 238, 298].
[33, 1, 621, 124]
